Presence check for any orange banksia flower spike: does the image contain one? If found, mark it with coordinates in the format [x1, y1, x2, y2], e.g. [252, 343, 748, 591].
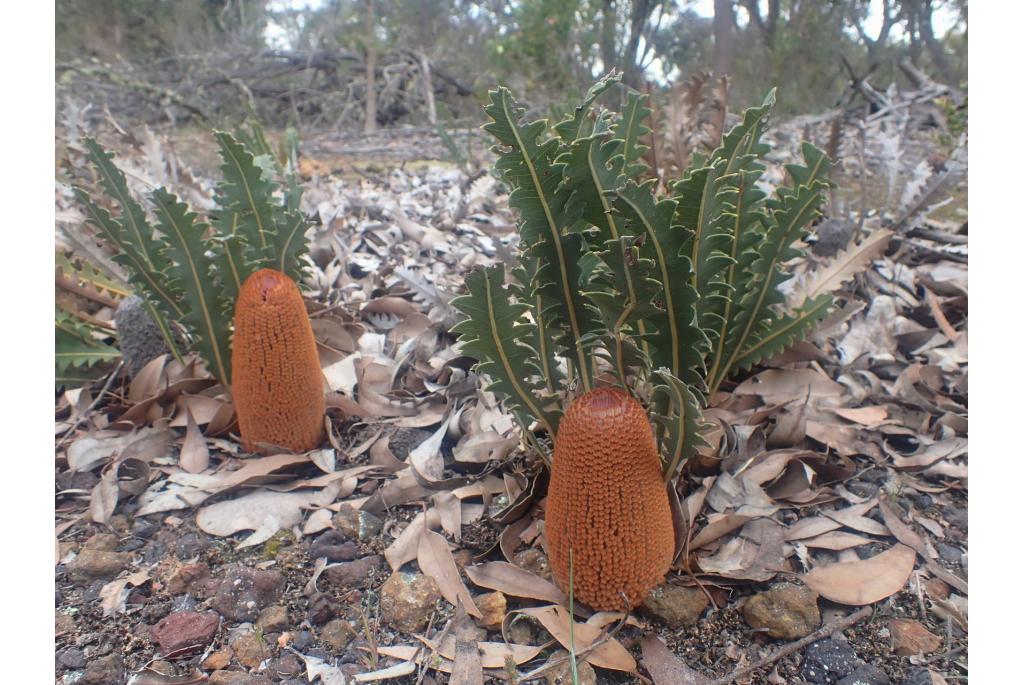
[232, 268, 325, 454]
[545, 387, 675, 610]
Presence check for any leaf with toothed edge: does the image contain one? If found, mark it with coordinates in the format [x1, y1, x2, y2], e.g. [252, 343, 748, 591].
[483, 87, 601, 391]
[450, 265, 561, 439]
[149, 188, 234, 385]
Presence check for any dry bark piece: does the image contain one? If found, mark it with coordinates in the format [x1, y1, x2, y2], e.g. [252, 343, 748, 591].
[232, 269, 325, 453]
[545, 387, 674, 610]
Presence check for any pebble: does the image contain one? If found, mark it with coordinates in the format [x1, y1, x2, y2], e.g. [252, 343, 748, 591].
[151, 610, 220, 654]
[256, 605, 289, 633]
[321, 619, 356, 652]
[379, 571, 441, 633]
[333, 507, 384, 542]
[84, 533, 119, 551]
[474, 591, 507, 631]
[324, 555, 386, 588]
[80, 654, 124, 685]
[56, 646, 86, 670]
[543, 649, 597, 685]
[512, 548, 551, 580]
[230, 631, 269, 669]
[944, 507, 967, 532]
[744, 584, 821, 639]
[900, 668, 939, 685]
[202, 648, 234, 670]
[306, 592, 337, 625]
[935, 543, 963, 566]
[68, 549, 133, 582]
[837, 664, 892, 685]
[55, 613, 76, 635]
[211, 565, 286, 622]
[889, 619, 942, 656]
[291, 630, 315, 650]
[173, 531, 210, 559]
[131, 518, 158, 539]
[266, 653, 303, 679]
[309, 530, 360, 562]
[641, 584, 710, 627]
[166, 561, 214, 596]
[801, 638, 861, 684]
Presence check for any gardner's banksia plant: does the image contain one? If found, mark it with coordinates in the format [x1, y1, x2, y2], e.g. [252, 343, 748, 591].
[545, 387, 675, 610]
[232, 269, 325, 453]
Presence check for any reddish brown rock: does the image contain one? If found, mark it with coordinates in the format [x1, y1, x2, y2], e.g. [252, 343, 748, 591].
[890, 619, 942, 656]
[151, 611, 220, 654]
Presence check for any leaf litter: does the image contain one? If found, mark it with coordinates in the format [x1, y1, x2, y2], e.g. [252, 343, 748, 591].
[56, 86, 966, 684]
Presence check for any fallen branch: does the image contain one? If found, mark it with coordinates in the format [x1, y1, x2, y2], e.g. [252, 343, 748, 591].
[706, 606, 873, 685]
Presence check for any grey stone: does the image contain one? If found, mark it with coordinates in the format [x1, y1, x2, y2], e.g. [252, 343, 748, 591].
[801, 638, 861, 684]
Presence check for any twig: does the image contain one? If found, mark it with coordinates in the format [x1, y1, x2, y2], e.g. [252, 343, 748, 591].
[56, 360, 124, 449]
[517, 602, 633, 682]
[705, 606, 873, 685]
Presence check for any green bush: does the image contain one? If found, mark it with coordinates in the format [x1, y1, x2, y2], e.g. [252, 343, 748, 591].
[452, 73, 837, 479]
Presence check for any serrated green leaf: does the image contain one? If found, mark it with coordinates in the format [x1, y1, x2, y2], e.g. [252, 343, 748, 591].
[55, 307, 120, 382]
[613, 179, 708, 391]
[650, 368, 707, 482]
[708, 143, 833, 394]
[81, 138, 169, 274]
[213, 131, 278, 264]
[483, 87, 600, 391]
[149, 188, 233, 385]
[617, 91, 652, 178]
[731, 294, 833, 372]
[451, 265, 560, 438]
[553, 70, 621, 142]
[55, 252, 130, 299]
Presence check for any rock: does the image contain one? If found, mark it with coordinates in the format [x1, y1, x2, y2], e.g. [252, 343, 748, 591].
[388, 428, 433, 460]
[55, 613, 76, 635]
[84, 532, 119, 551]
[266, 653, 303, 679]
[837, 664, 892, 685]
[512, 548, 551, 580]
[166, 562, 213, 596]
[173, 531, 210, 559]
[935, 543, 963, 566]
[56, 646, 86, 670]
[744, 583, 821, 639]
[202, 648, 234, 670]
[257, 605, 289, 633]
[543, 649, 597, 685]
[209, 671, 265, 685]
[813, 218, 854, 257]
[379, 571, 441, 633]
[148, 661, 177, 676]
[291, 630, 315, 650]
[309, 530, 360, 562]
[81, 654, 124, 685]
[889, 619, 942, 656]
[641, 584, 710, 627]
[475, 591, 507, 631]
[324, 555, 386, 588]
[131, 518, 158, 539]
[212, 565, 286, 622]
[307, 592, 337, 626]
[231, 631, 269, 669]
[801, 638, 860, 684]
[151, 611, 220, 654]
[321, 619, 356, 652]
[115, 295, 187, 377]
[899, 669, 939, 685]
[333, 507, 384, 542]
[68, 549, 133, 582]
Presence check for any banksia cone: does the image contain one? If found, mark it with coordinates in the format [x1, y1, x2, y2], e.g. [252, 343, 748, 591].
[232, 269, 325, 453]
[545, 387, 674, 610]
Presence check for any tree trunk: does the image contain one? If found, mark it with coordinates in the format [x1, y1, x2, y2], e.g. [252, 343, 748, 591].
[600, 0, 618, 75]
[919, 0, 954, 83]
[363, 0, 377, 133]
[713, 0, 736, 77]
[620, 0, 652, 88]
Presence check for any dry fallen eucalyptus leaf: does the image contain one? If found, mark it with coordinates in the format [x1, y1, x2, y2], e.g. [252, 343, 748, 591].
[417, 529, 481, 618]
[179, 407, 209, 474]
[463, 561, 566, 604]
[515, 605, 636, 672]
[802, 543, 917, 605]
[640, 634, 709, 685]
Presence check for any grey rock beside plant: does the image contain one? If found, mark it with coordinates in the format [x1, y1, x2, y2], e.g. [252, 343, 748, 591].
[114, 296, 184, 376]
